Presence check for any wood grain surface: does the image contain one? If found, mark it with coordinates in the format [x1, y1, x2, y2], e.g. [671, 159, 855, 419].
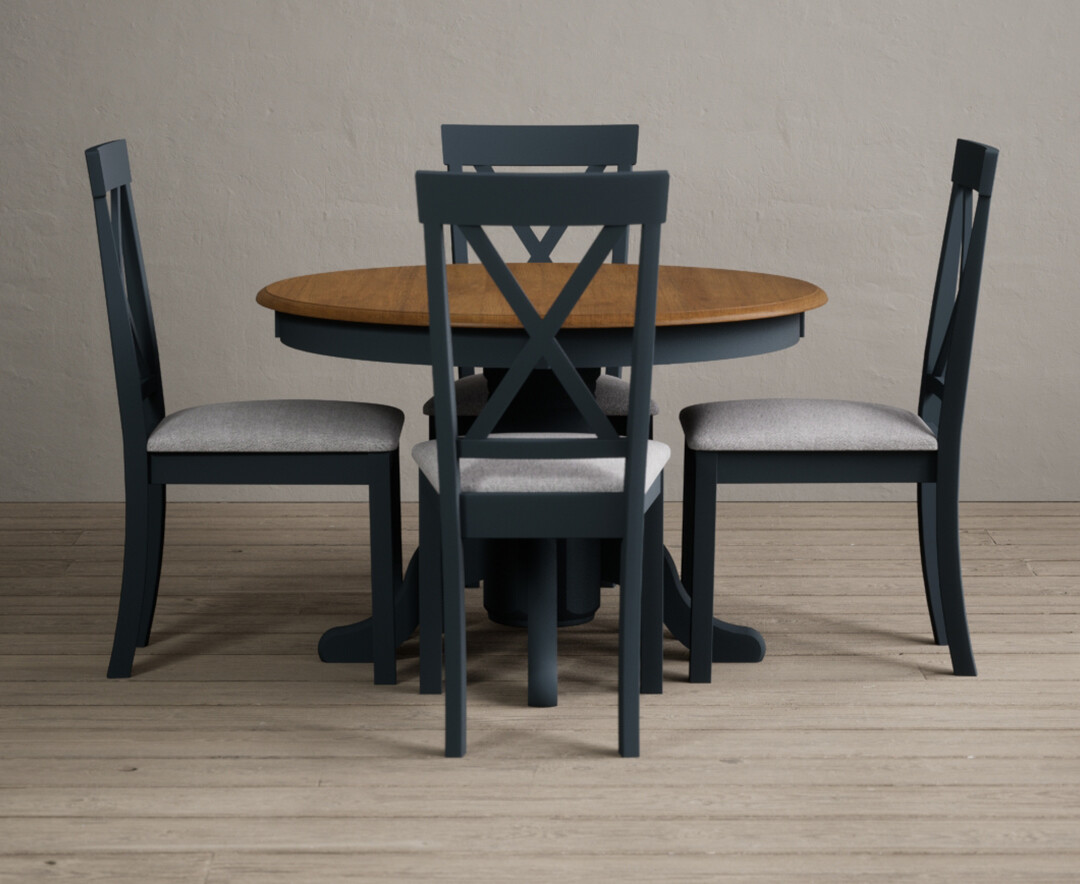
[257, 263, 828, 328]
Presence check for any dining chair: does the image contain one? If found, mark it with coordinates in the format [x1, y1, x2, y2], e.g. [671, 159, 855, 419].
[425, 124, 658, 431]
[679, 139, 998, 681]
[414, 169, 670, 756]
[86, 139, 405, 683]
[430, 125, 659, 618]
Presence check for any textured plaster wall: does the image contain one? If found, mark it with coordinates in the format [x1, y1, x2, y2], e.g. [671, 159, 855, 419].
[1, 0, 1078, 501]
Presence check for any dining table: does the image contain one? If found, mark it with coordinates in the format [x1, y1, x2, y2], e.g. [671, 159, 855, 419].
[256, 262, 827, 680]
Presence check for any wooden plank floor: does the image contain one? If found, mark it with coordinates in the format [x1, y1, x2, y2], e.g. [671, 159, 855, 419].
[1, 500, 1078, 882]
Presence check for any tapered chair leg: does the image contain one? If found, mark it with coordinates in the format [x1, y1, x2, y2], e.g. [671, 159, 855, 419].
[935, 474, 976, 676]
[680, 444, 697, 593]
[559, 538, 603, 620]
[463, 537, 484, 588]
[640, 491, 664, 694]
[369, 457, 399, 685]
[617, 533, 643, 758]
[441, 526, 468, 758]
[917, 482, 948, 645]
[136, 483, 166, 648]
[526, 540, 559, 709]
[687, 450, 718, 683]
[418, 478, 443, 694]
[108, 480, 151, 678]
[388, 448, 404, 585]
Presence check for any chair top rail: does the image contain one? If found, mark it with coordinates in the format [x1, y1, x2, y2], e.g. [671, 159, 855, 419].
[442, 124, 638, 169]
[86, 139, 132, 197]
[416, 170, 668, 227]
[951, 139, 998, 196]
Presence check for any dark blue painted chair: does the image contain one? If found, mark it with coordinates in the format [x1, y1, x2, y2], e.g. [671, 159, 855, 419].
[679, 139, 998, 681]
[86, 140, 405, 683]
[428, 125, 659, 625]
[415, 169, 670, 756]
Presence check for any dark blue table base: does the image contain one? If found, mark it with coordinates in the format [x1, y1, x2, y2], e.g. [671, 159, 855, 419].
[317, 553, 421, 665]
[317, 545, 765, 675]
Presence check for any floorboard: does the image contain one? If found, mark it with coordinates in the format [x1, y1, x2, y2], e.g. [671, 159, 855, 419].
[1, 501, 1077, 882]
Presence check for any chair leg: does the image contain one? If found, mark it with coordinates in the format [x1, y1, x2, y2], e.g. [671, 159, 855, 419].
[935, 472, 977, 676]
[440, 497, 468, 758]
[369, 453, 400, 686]
[917, 482, 948, 645]
[686, 450, 718, 683]
[680, 444, 696, 593]
[136, 483, 166, 648]
[618, 532, 643, 758]
[526, 540, 558, 709]
[108, 480, 151, 678]
[640, 489, 664, 694]
[418, 478, 443, 695]
[388, 448, 404, 585]
[559, 538, 603, 620]
[463, 537, 484, 588]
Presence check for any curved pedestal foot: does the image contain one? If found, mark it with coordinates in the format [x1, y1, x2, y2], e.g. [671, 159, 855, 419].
[661, 547, 765, 664]
[318, 553, 420, 663]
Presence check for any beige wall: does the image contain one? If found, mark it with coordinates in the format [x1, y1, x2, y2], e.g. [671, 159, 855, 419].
[2, 0, 1077, 502]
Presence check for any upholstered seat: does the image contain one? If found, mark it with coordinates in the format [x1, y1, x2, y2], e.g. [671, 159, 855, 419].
[681, 398, 938, 452]
[413, 435, 670, 494]
[148, 399, 404, 453]
[422, 373, 658, 419]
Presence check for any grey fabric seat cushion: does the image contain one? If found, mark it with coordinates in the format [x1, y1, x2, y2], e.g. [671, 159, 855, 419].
[147, 399, 405, 453]
[422, 373, 659, 417]
[680, 398, 938, 452]
[412, 434, 670, 494]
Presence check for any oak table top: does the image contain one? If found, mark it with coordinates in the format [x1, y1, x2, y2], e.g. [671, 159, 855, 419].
[256, 263, 827, 329]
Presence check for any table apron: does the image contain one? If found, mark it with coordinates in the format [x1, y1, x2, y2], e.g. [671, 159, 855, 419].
[273, 312, 805, 367]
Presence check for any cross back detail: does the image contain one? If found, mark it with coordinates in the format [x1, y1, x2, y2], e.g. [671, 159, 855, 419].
[416, 169, 669, 470]
[458, 221, 626, 451]
[918, 140, 997, 439]
[86, 140, 164, 431]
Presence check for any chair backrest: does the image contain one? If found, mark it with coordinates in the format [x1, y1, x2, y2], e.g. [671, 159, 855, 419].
[416, 170, 668, 508]
[441, 124, 639, 265]
[918, 139, 998, 456]
[86, 139, 165, 457]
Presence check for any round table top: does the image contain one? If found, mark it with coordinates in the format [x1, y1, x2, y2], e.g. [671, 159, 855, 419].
[256, 263, 827, 329]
